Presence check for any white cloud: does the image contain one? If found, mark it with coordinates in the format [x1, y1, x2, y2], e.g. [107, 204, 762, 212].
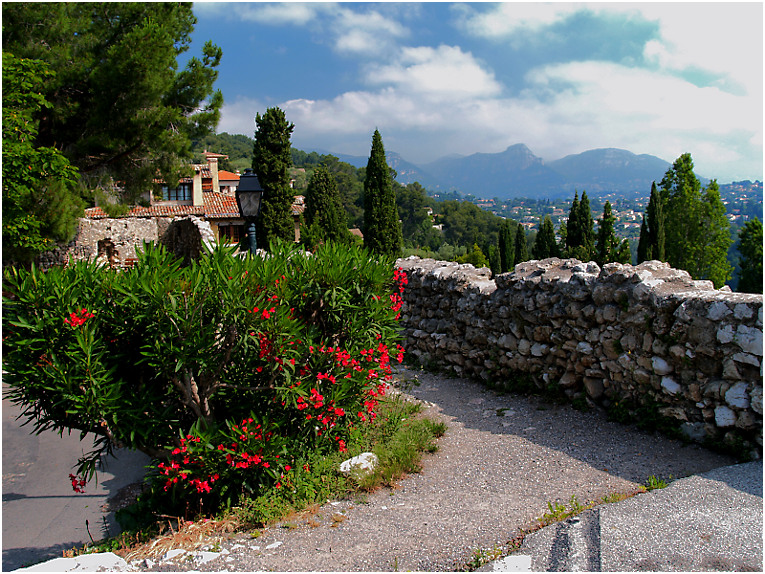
[209, 3, 762, 182]
[331, 7, 409, 55]
[200, 2, 409, 57]
[364, 45, 502, 101]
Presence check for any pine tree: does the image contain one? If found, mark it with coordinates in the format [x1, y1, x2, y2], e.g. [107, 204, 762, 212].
[303, 165, 347, 249]
[595, 201, 618, 265]
[498, 219, 515, 273]
[532, 216, 560, 260]
[514, 222, 529, 264]
[660, 154, 732, 287]
[737, 217, 763, 294]
[362, 130, 402, 259]
[252, 107, 295, 250]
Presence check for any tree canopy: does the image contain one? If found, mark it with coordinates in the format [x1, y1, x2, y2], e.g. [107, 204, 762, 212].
[660, 153, 732, 287]
[2, 52, 83, 263]
[2, 3, 223, 201]
[737, 217, 763, 294]
[252, 107, 296, 249]
[362, 130, 402, 259]
[302, 165, 348, 249]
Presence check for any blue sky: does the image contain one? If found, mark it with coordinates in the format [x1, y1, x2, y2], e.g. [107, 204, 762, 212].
[189, 2, 763, 183]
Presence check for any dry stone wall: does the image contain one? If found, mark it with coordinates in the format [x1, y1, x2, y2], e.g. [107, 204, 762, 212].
[396, 256, 763, 454]
[32, 216, 217, 269]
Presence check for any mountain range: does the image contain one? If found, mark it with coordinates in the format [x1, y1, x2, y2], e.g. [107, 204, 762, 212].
[324, 144, 698, 200]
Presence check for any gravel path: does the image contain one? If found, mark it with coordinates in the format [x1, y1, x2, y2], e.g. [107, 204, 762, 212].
[139, 365, 735, 572]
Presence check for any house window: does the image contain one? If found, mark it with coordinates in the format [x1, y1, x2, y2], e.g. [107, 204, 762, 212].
[219, 225, 245, 244]
[162, 183, 192, 201]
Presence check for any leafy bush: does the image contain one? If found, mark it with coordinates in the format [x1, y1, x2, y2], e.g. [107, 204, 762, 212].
[3, 240, 406, 515]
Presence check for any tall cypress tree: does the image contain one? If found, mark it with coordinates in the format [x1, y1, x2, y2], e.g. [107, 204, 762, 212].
[595, 201, 618, 265]
[637, 215, 650, 263]
[252, 107, 295, 249]
[498, 219, 515, 273]
[532, 216, 560, 260]
[362, 129, 402, 258]
[738, 217, 763, 294]
[577, 190, 595, 261]
[565, 191, 581, 255]
[303, 165, 347, 249]
[646, 182, 665, 261]
[514, 222, 529, 264]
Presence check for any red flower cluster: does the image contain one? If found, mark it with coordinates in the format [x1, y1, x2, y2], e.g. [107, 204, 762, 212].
[390, 268, 408, 319]
[64, 308, 95, 327]
[68, 473, 86, 493]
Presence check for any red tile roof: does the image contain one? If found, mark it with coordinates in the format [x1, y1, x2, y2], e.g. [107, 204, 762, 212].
[85, 192, 239, 220]
[84, 192, 301, 221]
[218, 170, 240, 181]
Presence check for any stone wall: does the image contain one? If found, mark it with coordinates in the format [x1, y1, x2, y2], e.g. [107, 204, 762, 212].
[32, 216, 217, 269]
[396, 256, 763, 453]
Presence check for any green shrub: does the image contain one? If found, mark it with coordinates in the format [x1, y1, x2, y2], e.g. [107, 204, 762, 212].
[3, 240, 408, 516]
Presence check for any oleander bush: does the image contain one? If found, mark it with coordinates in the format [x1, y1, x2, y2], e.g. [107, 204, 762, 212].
[2, 240, 407, 515]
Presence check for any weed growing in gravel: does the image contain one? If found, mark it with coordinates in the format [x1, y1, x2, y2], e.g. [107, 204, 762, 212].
[644, 475, 670, 490]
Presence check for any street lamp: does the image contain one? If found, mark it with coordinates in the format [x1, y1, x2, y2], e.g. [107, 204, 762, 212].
[235, 168, 264, 255]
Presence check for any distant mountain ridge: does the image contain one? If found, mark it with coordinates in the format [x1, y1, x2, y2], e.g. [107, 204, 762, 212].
[304, 144, 747, 200]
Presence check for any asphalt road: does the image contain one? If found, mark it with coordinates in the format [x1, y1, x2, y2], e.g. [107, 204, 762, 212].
[2, 387, 149, 571]
[495, 460, 763, 572]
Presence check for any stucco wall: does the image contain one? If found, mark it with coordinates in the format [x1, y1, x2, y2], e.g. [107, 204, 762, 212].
[396, 256, 763, 454]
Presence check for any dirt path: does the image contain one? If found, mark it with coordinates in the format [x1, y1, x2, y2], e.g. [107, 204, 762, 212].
[139, 365, 735, 572]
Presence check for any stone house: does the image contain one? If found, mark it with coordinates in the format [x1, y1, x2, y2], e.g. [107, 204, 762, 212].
[71, 152, 305, 267]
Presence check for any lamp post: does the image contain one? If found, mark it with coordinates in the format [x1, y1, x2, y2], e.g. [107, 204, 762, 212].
[235, 168, 264, 255]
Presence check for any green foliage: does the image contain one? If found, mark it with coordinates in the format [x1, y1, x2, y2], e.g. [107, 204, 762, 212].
[514, 223, 529, 264]
[498, 219, 515, 273]
[566, 190, 595, 261]
[252, 107, 296, 249]
[302, 166, 349, 249]
[644, 475, 669, 490]
[456, 244, 489, 268]
[2, 3, 223, 200]
[3, 241, 407, 517]
[660, 154, 732, 287]
[363, 130, 402, 259]
[2, 52, 84, 263]
[737, 217, 763, 293]
[532, 216, 560, 260]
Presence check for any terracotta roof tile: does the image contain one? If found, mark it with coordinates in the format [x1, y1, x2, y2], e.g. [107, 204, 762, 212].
[84, 192, 302, 221]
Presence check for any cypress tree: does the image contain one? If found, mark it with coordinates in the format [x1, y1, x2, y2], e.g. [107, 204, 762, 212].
[577, 190, 595, 261]
[532, 216, 560, 260]
[595, 201, 618, 264]
[514, 222, 529, 264]
[303, 165, 347, 248]
[498, 219, 515, 273]
[565, 191, 581, 255]
[362, 130, 402, 258]
[738, 217, 763, 294]
[646, 182, 665, 261]
[252, 107, 295, 250]
[637, 215, 650, 263]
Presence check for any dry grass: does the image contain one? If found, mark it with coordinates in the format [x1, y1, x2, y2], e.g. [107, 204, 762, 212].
[118, 516, 238, 563]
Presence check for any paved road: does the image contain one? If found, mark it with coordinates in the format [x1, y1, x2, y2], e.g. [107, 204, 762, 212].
[483, 460, 763, 572]
[2, 388, 149, 571]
